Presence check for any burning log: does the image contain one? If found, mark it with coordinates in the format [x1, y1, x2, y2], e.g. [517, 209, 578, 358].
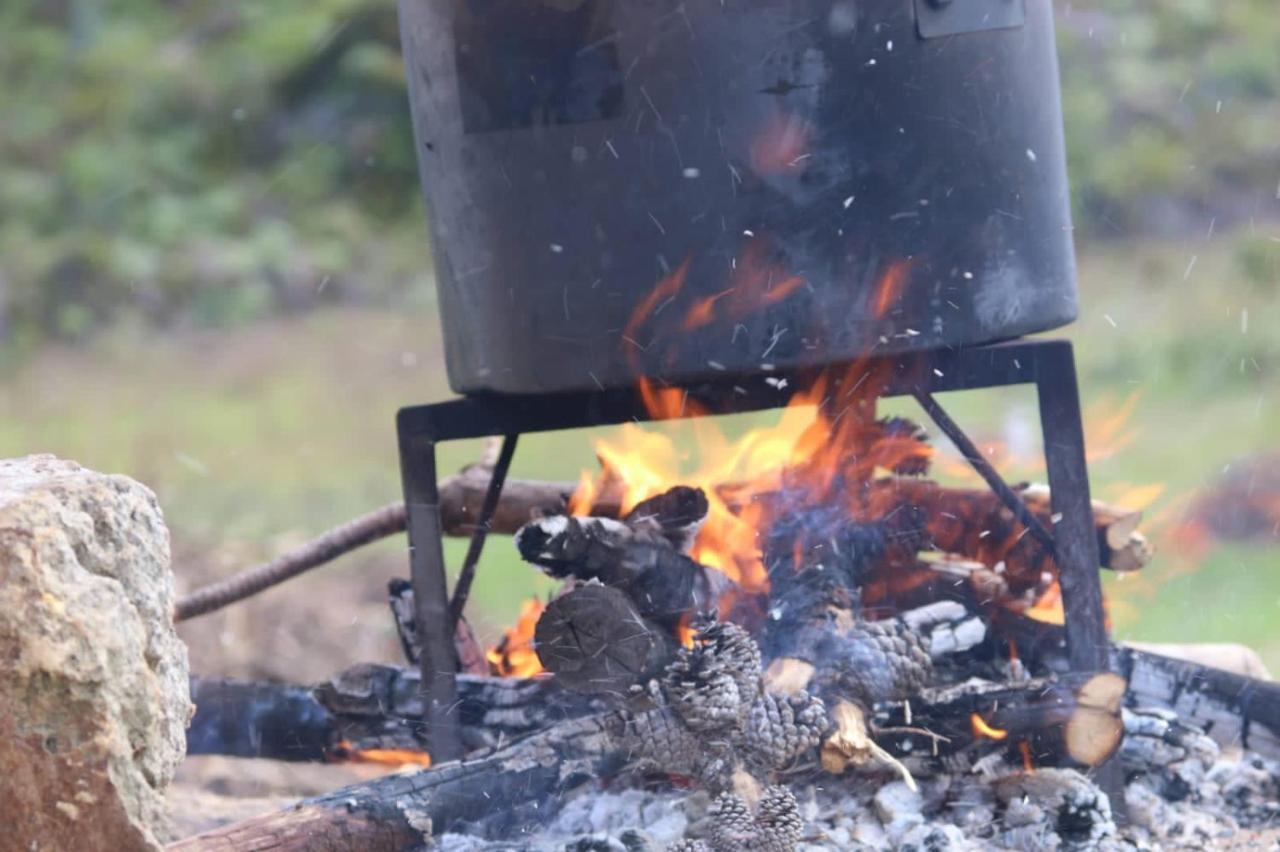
[516, 515, 718, 623]
[860, 478, 1151, 590]
[994, 610, 1280, 762]
[441, 469, 1149, 577]
[871, 671, 1128, 770]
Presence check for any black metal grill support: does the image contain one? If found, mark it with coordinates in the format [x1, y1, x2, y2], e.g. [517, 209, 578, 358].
[395, 338, 1112, 765]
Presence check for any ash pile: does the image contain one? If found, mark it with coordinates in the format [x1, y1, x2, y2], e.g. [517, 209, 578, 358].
[180, 419, 1280, 851]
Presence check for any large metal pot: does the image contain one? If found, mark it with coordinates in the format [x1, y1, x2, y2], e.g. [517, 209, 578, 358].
[398, 0, 1078, 395]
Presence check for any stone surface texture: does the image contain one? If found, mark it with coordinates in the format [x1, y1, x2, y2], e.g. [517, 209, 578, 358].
[0, 455, 191, 851]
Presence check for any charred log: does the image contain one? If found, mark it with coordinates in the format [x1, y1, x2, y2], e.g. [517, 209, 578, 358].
[515, 514, 721, 623]
[172, 621, 822, 850]
[534, 583, 678, 695]
[186, 667, 608, 760]
[169, 712, 621, 851]
[624, 485, 709, 552]
[871, 671, 1127, 769]
[992, 611, 1280, 761]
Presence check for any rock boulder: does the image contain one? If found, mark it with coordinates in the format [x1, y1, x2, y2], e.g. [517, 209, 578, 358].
[0, 455, 191, 850]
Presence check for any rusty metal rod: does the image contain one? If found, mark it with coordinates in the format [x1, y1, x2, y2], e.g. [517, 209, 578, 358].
[912, 389, 1058, 554]
[448, 434, 518, 630]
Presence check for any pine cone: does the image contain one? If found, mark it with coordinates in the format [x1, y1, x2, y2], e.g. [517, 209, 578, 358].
[824, 617, 932, 705]
[755, 786, 804, 852]
[742, 690, 828, 772]
[676, 787, 803, 852]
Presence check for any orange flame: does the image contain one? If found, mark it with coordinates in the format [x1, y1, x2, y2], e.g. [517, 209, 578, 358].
[486, 598, 546, 677]
[333, 741, 432, 767]
[971, 713, 1009, 741]
[1025, 580, 1065, 626]
[1018, 740, 1036, 773]
[570, 265, 930, 593]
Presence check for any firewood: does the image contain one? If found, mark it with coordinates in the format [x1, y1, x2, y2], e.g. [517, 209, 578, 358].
[443, 472, 1149, 576]
[169, 711, 620, 851]
[515, 514, 722, 622]
[172, 621, 825, 851]
[993, 610, 1280, 762]
[871, 671, 1127, 769]
[437, 464, 577, 536]
[624, 484, 709, 552]
[186, 667, 609, 760]
[534, 583, 678, 694]
[858, 478, 1151, 591]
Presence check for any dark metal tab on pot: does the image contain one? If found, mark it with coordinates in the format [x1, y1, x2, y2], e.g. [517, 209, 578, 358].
[915, 0, 1025, 39]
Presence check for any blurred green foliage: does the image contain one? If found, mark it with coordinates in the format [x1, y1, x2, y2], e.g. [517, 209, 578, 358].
[1, 0, 1277, 351]
[1058, 0, 1280, 237]
[0, 0, 427, 355]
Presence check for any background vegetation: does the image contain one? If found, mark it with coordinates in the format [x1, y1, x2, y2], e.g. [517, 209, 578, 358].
[0, 1, 1277, 679]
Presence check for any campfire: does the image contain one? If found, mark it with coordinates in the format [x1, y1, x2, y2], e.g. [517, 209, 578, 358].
[170, 2, 1280, 849]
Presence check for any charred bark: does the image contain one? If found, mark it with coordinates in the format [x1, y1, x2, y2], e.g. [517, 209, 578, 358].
[871, 671, 1127, 769]
[186, 667, 608, 760]
[169, 712, 620, 851]
[515, 514, 722, 623]
[992, 611, 1280, 761]
[534, 583, 679, 695]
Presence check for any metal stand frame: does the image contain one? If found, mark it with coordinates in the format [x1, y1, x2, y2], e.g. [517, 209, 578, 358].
[396, 338, 1110, 763]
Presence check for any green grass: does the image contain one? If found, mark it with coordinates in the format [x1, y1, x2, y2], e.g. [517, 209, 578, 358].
[0, 230, 1277, 664]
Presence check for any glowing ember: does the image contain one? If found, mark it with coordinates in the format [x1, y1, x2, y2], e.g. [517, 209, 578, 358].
[333, 742, 432, 767]
[486, 598, 546, 677]
[970, 713, 1009, 741]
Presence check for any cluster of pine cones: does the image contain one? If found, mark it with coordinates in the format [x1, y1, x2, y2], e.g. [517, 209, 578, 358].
[668, 786, 804, 852]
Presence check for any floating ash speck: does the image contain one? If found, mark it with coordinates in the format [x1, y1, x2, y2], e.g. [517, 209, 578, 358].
[1025, 148, 1037, 162]
[550, 243, 564, 254]
[683, 167, 701, 179]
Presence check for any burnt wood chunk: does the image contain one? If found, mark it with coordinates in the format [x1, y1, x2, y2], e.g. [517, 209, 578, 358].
[534, 584, 677, 695]
[872, 672, 1127, 769]
[515, 515, 707, 621]
[624, 485, 709, 552]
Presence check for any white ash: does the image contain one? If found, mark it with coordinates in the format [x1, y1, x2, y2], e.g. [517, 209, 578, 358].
[433, 720, 1280, 851]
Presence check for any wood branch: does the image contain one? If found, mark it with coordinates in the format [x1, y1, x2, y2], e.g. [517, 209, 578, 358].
[438, 465, 577, 536]
[174, 464, 1147, 623]
[534, 584, 678, 694]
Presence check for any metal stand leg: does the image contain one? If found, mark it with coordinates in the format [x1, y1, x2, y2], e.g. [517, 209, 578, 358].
[1035, 344, 1108, 672]
[397, 416, 462, 763]
[1036, 344, 1125, 815]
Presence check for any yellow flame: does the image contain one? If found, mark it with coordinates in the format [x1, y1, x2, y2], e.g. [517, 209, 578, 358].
[970, 713, 1009, 741]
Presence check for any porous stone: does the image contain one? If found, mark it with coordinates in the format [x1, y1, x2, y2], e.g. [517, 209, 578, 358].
[0, 455, 191, 850]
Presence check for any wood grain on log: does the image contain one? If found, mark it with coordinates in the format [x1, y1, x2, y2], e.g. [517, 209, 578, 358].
[534, 584, 677, 694]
